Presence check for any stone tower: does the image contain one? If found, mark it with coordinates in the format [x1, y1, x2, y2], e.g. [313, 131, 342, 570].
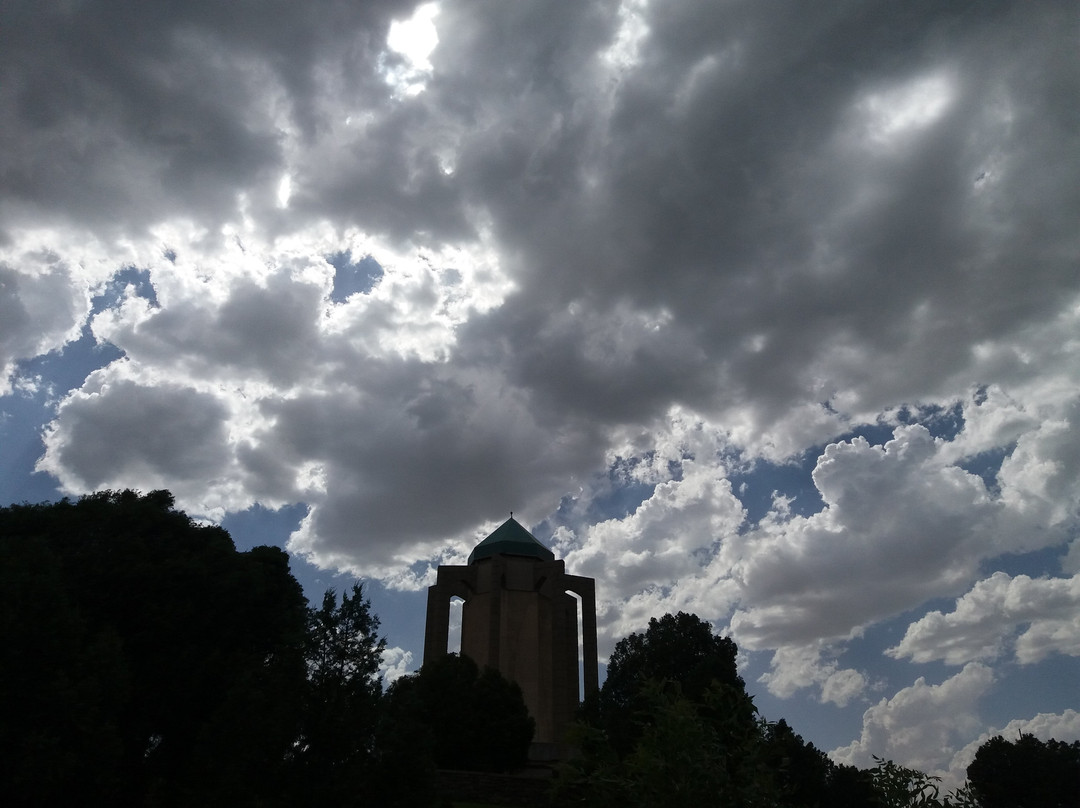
[423, 516, 598, 755]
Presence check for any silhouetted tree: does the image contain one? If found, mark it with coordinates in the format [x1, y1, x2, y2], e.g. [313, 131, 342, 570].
[288, 583, 387, 803]
[0, 534, 127, 805]
[763, 718, 835, 806]
[0, 490, 309, 807]
[967, 733, 1080, 808]
[370, 672, 443, 808]
[590, 611, 746, 757]
[561, 612, 782, 807]
[563, 679, 779, 808]
[868, 756, 946, 807]
[385, 653, 534, 773]
[866, 757, 985, 808]
[827, 763, 884, 808]
[760, 720, 884, 807]
[603, 611, 742, 705]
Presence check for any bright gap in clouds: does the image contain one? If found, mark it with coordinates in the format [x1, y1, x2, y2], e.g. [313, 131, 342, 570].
[3, 0, 1078, 790]
[601, 0, 650, 70]
[276, 174, 292, 209]
[327, 252, 384, 302]
[388, 3, 440, 68]
[384, 3, 440, 95]
[858, 72, 955, 147]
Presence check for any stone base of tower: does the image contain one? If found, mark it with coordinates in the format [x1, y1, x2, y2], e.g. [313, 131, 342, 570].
[435, 766, 554, 807]
[527, 741, 567, 762]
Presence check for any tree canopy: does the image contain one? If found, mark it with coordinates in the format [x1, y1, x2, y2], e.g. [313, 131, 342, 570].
[967, 733, 1080, 808]
[386, 652, 535, 773]
[0, 490, 310, 807]
[591, 611, 746, 758]
[4, 492, 1076, 807]
[290, 583, 388, 803]
[603, 611, 743, 707]
[563, 612, 781, 807]
[0, 490, 531, 807]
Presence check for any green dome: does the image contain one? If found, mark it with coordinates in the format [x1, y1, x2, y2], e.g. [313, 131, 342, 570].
[468, 516, 555, 564]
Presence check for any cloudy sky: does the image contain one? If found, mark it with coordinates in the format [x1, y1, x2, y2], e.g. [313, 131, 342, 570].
[2, 0, 1078, 783]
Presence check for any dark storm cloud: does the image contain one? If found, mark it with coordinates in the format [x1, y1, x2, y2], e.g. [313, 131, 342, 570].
[18, 0, 1078, 553]
[0, 0, 415, 236]
[455, 300, 712, 423]
[6, 0, 1075, 401]
[10, 0, 1080, 780]
[44, 378, 231, 487]
[95, 270, 327, 386]
[249, 359, 605, 568]
[428, 0, 1079, 425]
[292, 102, 475, 245]
[13, 1, 1080, 647]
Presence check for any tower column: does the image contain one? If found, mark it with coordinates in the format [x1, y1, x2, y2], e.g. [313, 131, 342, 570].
[423, 585, 451, 663]
[564, 574, 599, 697]
[423, 564, 475, 665]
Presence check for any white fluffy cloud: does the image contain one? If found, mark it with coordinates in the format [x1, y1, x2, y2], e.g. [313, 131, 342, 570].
[833, 670, 1080, 789]
[758, 643, 867, 707]
[729, 425, 1018, 649]
[832, 663, 995, 780]
[40, 378, 233, 502]
[35, 232, 597, 571]
[567, 461, 745, 601]
[2, 0, 1079, 767]
[948, 709, 1080, 780]
[888, 572, 1080, 666]
[0, 259, 88, 394]
[379, 646, 415, 684]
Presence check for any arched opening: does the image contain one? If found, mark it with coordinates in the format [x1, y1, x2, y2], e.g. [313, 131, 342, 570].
[565, 589, 585, 702]
[447, 595, 464, 654]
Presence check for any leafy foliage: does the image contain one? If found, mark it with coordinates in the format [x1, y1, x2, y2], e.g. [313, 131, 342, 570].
[867, 757, 991, 808]
[386, 653, 535, 773]
[591, 611, 746, 758]
[0, 533, 127, 803]
[966, 733, 1080, 808]
[602, 612, 742, 705]
[7, 495, 1078, 808]
[290, 584, 388, 802]
[561, 612, 783, 807]
[763, 719, 878, 808]
[562, 681, 774, 808]
[869, 756, 947, 807]
[0, 490, 310, 807]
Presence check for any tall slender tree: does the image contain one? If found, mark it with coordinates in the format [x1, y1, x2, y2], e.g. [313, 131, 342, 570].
[290, 583, 388, 801]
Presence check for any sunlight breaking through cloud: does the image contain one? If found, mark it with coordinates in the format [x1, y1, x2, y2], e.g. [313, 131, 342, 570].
[2, 0, 1078, 781]
[383, 2, 441, 96]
